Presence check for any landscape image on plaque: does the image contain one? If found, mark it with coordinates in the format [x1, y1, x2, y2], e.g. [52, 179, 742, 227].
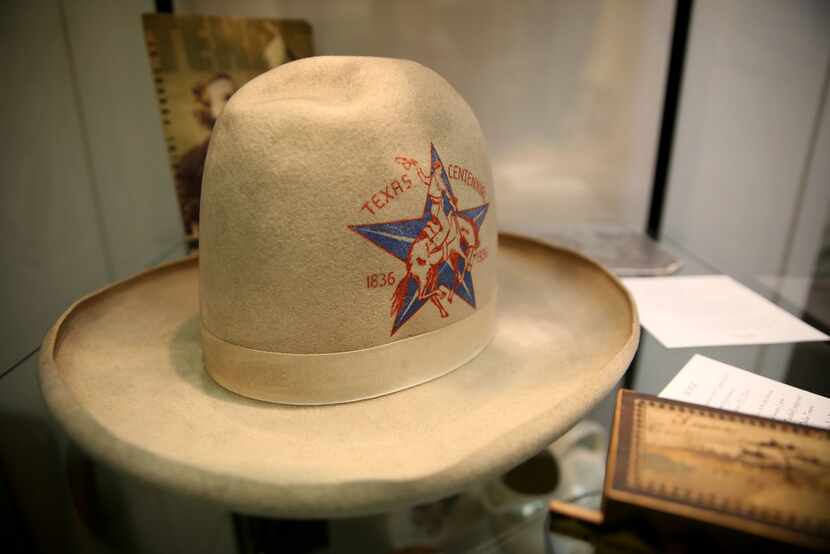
[629, 399, 830, 536]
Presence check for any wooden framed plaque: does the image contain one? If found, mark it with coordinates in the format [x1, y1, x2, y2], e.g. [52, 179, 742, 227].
[604, 390, 830, 550]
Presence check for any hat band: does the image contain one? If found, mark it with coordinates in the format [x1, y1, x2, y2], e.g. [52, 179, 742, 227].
[201, 300, 497, 405]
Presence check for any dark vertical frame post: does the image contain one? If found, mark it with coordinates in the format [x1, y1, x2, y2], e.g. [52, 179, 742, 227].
[626, 0, 694, 392]
[646, 0, 694, 240]
[155, 0, 173, 13]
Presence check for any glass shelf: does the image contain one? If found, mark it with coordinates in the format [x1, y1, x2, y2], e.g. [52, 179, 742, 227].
[2, 233, 827, 553]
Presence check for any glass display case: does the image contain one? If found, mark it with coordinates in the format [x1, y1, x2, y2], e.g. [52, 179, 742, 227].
[3, 1, 829, 552]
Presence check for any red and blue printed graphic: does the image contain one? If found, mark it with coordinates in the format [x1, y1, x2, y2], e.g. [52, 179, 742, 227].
[350, 144, 489, 335]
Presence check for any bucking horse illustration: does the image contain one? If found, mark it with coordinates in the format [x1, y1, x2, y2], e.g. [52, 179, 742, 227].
[390, 156, 480, 320]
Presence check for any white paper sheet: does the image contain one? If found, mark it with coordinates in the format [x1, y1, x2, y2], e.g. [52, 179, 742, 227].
[622, 275, 828, 348]
[660, 355, 830, 429]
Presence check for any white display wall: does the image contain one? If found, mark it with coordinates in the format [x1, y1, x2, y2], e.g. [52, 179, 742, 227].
[178, 0, 675, 230]
[639, 0, 830, 391]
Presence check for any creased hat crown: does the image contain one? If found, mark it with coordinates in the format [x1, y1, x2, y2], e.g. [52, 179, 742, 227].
[200, 56, 497, 404]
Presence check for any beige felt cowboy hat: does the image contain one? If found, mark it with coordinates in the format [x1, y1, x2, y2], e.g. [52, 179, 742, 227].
[39, 56, 639, 518]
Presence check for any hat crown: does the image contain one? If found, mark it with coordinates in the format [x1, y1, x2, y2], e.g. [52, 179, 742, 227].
[199, 57, 497, 403]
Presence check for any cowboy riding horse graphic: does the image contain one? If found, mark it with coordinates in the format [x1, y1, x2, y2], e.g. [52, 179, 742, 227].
[350, 144, 490, 335]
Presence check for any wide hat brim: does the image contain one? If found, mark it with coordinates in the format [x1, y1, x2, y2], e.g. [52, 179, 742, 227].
[39, 233, 638, 518]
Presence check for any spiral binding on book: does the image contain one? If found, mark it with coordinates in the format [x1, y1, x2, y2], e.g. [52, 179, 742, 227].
[143, 24, 189, 238]
[145, 32, 178, 169]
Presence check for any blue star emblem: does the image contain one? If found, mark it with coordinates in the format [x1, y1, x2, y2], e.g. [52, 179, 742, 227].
[350, 145, 489, 335]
